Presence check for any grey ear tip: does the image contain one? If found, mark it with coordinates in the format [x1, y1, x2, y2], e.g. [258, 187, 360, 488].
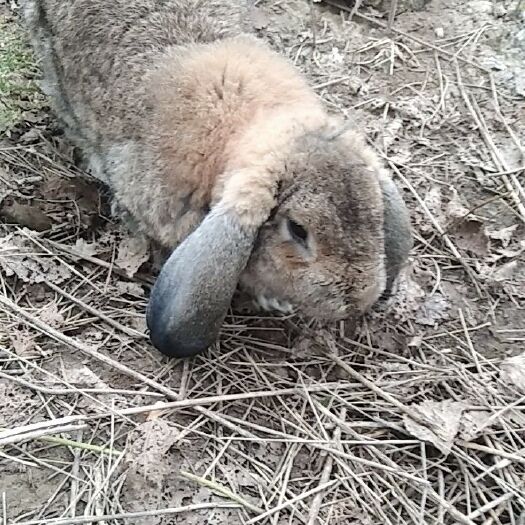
[149, 331, 210, 358]
[146, 307, 213, 358]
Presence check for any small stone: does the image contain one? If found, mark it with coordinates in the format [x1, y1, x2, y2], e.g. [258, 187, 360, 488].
[434, 27, 444, 38]
[493, 4, 507, 18]
[515, 71, 525, 98]
[469, 1, 493, 14]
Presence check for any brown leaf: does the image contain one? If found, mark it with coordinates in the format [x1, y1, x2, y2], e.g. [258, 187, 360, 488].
[0, 200, 52, 232]
[116, 234, 150, 278]
[9, 328, 36, 357]
[124, 419, 180, 483]
[452, 219, 490, 257]
[495, 240, 525, 259]
[114, 281, 145, 297]
[122, 419, 180, 525]
[446, 190, 491, 256]
[403, 400, 466, 455]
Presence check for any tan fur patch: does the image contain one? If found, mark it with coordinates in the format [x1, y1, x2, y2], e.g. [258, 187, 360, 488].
[150, 36, 326, 229]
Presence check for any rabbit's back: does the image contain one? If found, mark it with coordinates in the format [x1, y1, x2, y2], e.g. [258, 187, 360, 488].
[24, 0, 247, 142]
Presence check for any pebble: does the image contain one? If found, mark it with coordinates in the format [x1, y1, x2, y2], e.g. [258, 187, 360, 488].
[493, 4, 507, 18]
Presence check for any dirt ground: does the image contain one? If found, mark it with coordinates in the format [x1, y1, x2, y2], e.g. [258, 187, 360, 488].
[0, 0, 524, 524]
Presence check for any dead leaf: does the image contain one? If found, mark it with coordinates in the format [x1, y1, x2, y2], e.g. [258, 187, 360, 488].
[488, 224, 519, 247]
[0, 231, 72, 284]
[124, 419, 180, 485]
[452, 219, 490, 257]
[391, 270, 425, 312]
[496, 240, 525, 259]
[403, 400, 466, 455]
[458, 410, 493, 441]
[115, 234, 150, 278]
[500, 352, 525, 393]
[446, 190, 470, 220]
[61, 365, 107, 389]
[73, 238, 99, 257]
[9, 328, 36, 357]
[114, 281, 145, 297]
[479, 260, 519, 283]
[421, 186, 444, 232]
[39, 303, 64, 329]
[415, 293, 450, 326]
[446, 190, 491, 256]
[122, 419, 180, 525]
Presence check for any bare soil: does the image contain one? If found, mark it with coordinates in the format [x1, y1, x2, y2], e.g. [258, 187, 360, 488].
[0, 1, 524, 524]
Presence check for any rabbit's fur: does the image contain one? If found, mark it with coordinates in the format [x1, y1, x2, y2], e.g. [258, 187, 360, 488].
[23, 0, 412, 357]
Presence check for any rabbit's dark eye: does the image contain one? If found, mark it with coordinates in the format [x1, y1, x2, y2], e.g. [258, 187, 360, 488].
[287, 219, 308, 244]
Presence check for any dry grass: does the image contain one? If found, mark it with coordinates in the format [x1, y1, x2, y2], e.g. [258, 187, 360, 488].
[1, 0, 524, 524]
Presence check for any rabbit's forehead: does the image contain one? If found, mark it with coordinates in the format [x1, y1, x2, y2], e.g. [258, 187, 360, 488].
[281, 169, 384, 233]
[285, 139, 383, 203]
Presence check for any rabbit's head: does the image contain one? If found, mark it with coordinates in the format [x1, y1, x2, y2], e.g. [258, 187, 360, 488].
[240, 130, 397, 320]
[147, 123, 412, 358]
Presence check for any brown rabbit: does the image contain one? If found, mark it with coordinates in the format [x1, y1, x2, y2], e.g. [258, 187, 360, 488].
[22, 0, 412, 357]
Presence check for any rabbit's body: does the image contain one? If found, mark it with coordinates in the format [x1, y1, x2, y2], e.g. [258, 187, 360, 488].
[23, 0, 413, 357]
[26, 1, 272, 244]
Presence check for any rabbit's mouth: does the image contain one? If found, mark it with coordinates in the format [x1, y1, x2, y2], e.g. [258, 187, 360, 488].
[254, 295, 295, 315]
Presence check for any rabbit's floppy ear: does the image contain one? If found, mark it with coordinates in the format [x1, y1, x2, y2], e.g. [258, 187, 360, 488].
[377, 170, 413, 294]
[146, 209, 256, 358]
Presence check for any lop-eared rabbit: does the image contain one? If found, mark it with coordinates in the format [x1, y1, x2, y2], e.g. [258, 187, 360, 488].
[23, 0, 412, 357]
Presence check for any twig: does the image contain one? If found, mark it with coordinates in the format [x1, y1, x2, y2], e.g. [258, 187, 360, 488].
[327, 352, 440, 431]
[455, 61, 525, 222]
[12, 503, 241, 525]
[0, 294, 178, 399]
[306, 409, 344, 525]
[44, 279, 147, 339]
[246, 479, 339, 525]
[388, 161, 483, 295]
[180, 470, 263, 514]
[39, 435, 121, 456]
[0, 416, 85, 443]
[86, 383, 354, 420]
[0, 424, 88, 447]
[387, 0, 398, 30]
[0, 369, 163, 398]
[459, 441, 525, 466]
[323, 0, 489, 72]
